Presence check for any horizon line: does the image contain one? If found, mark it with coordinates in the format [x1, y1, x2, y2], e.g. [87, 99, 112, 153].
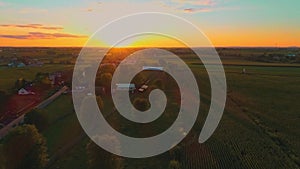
[0, 46, 299, 48]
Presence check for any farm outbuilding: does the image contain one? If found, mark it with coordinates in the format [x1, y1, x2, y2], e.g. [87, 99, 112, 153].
[116, 83, 136, 91]
[142, 66, 163, 71]
[17, 62, 26, 68]
[18, 88, 35, 95]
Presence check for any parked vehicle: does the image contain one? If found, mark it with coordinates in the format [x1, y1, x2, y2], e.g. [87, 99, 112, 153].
[138, 85, 148, 92]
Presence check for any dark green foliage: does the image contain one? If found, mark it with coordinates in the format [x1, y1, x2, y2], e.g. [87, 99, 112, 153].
[25, 109, 49, 132]
[0, 90, 6, 102]
[133, 98, 150, 111]
[100, 64, 115, 75]
[154, 79, 164, 90]
[0, 90, 7, 109]
[14, 78, 27, 90]
[131, 73, 146, 85]
[96, 73, 112, 89]
[96, 96, 104, 110]
[0, 125, 49, 169]
[34, 72, 49, 83]
[86, 139, 123, 169]
[169, 145, 182, 161]
[168, 160, 181, 169]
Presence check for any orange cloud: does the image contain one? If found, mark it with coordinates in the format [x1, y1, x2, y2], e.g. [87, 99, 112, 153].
[162, 0, 218, 13]
[0, 32, 87, 40]
[0, 24, 63, 30]
[183, 8, 212, 13]
[173, 0, 216, 6]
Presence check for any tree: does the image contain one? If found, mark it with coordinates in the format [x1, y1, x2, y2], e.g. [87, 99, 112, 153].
[14, 78, 26, 90]
[100, 64, 115, 75]
[168, 160, 181, 169]
[0, 145, 5, 169]
[0, 90, 7, 109]
[169, 145, 182, 161]
[133, 98, 150, 111]
[24, 109, 49, 132]
[41, 77, 51, 85]
[98, 73, 112, 89]
[131, 73, 146, 85]
[154, 79, 164, 90]
[35, 72, 48, 82]
[86, 138, 123, 169]
[96, 96, 104, 110]
[0, 125, 49, 169]
[0, 90, 6, 101]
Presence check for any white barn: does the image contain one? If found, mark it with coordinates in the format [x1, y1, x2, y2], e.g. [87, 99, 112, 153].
[18, 88, 35, 95]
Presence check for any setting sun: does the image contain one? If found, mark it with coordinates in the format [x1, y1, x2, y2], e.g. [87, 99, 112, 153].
[0, 0, 299, 47]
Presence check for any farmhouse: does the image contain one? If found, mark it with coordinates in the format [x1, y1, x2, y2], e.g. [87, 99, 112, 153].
[18, 88, 35, 95]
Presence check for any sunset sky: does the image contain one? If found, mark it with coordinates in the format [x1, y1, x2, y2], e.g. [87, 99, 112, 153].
[0, 0, 299, 47]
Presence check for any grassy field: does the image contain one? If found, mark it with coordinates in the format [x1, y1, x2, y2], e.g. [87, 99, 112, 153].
[41, 95, 83, 155]
[35, 94, 88, 169]
[37, 63, 299, 169]
[184, 64, 300, 168]
[0, 64, 73, 92]
[1, 47, 299, 169]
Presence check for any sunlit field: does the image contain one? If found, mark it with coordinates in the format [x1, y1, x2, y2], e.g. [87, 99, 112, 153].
[0, 47, 299, 169]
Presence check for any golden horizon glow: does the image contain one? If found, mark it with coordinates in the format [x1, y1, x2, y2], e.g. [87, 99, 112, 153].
[0, 1, 299, 47]
[1, 26, 299, 48]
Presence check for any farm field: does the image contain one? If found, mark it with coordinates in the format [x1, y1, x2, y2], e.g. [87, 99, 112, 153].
[188, 65, 300, 169]
[1, 0, 299, 168]
[0, 64, 73, 92]
[0, 47, 299, 169]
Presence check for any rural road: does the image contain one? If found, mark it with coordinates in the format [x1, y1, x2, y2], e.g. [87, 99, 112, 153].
[0, 86, 69, 139]
[36, 86, 69, 109]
